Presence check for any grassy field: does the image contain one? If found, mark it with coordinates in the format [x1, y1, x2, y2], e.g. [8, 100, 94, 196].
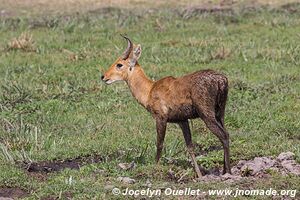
[0, 0, 300, 199]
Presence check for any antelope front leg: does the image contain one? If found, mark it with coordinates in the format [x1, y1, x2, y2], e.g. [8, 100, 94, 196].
[155, 119, 167, 163]
[178, 120, 203, 178]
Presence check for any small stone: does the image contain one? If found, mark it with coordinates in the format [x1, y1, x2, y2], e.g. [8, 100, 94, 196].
[117, 150, 126, 156]
[146, 179, 152, 187]
[118, 161, 136, 170]
[277, 152, 295, 161]
[104, 185, 115, 190]
[117, 176, 136, 184]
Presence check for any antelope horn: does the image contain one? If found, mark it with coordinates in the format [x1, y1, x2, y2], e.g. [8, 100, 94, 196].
[120, 34, 133, 60]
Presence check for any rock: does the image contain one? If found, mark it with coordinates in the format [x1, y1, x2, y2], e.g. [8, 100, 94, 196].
[118, 161, 136, 171]
[104, 184, 115, 190]
[277, 152, 295, 161]
[117, 176, 136, 184]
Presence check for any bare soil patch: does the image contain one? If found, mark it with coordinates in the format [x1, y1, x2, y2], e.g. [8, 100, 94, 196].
[18, 151, 300, 186]
[23, 154, 103, 173]
[0, 187, 28, 199]
[155, 152, 300, 183]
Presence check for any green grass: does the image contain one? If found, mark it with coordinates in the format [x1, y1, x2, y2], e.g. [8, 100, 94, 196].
[0, 5, 300, 199]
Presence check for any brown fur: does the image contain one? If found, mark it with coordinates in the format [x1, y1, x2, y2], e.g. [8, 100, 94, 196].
[101, 38, 231, 177]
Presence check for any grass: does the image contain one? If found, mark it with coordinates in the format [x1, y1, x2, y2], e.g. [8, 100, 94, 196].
[0, 1, 300, 199]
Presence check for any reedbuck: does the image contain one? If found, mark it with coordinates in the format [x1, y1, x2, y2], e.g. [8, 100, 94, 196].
[101, 35, 231, 177]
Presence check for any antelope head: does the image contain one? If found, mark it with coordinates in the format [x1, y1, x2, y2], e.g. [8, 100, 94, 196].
[101, 35, 142, 84]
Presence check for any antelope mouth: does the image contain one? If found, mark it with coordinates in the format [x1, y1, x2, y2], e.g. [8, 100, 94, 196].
[104, 79, 115, 85]
[101, 76, 113, 85]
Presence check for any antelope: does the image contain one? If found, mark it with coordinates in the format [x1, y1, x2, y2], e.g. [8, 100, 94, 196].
[101, 35, 231, 177]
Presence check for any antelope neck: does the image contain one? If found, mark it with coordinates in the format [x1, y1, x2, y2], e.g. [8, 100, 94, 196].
[126, 65, 154, 108]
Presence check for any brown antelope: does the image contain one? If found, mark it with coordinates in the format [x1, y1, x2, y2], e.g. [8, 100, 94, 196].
[101, 35, 231, 177]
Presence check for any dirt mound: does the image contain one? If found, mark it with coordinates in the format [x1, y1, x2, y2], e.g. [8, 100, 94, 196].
[199, 152, 300, 182]
[233, 152, 300, 176]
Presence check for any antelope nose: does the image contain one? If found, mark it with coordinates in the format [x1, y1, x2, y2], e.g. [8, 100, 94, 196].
[101, 75, 105, 80]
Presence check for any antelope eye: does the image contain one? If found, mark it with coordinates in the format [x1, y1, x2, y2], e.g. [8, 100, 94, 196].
[116, 63, 123, 68]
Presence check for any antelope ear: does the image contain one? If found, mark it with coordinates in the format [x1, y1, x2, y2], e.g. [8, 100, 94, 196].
[129, 44, 142, 68]
[133, 44, 142, 60]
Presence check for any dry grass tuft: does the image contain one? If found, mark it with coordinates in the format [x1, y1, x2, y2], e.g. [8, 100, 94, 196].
[62, 48, 91, 61]
[154, 18, 165, 32]
[7, 32, 36, 52]
[211, 46, 231, 60]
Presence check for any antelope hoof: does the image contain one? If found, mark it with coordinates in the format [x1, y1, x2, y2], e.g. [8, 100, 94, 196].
[196, 171, 203, 178]
[194, 166, 203, 178]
